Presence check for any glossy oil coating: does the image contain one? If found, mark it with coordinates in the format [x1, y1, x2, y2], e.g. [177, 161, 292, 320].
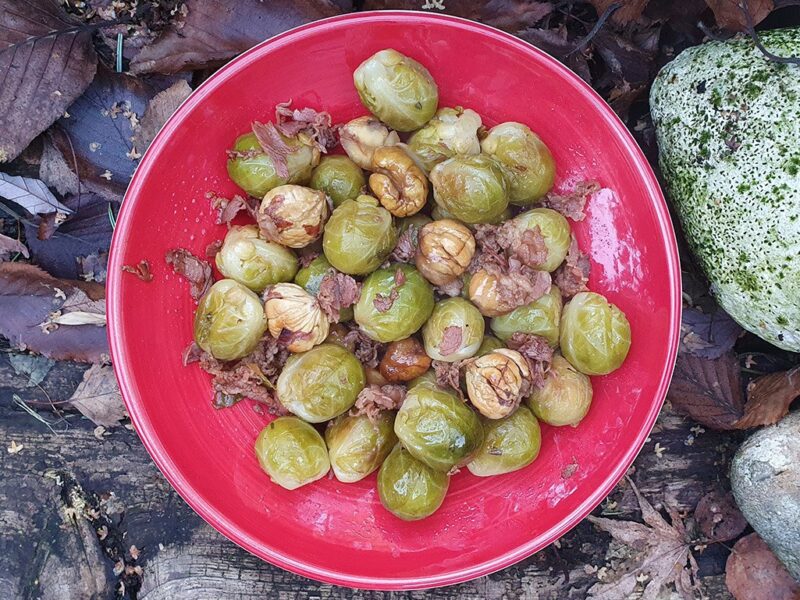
[107, 11, 680, 591]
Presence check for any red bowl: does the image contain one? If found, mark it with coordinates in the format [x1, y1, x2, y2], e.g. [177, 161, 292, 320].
[108, 11, 680, 590]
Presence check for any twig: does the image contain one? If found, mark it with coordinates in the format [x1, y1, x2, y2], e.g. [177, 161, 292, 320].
[12, 394, 69, 435]
[741, 0, 800, 64]
[567, 2, 621, 57]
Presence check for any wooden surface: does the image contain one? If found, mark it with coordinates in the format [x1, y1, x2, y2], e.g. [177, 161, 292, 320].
[0, 349, 740, 600]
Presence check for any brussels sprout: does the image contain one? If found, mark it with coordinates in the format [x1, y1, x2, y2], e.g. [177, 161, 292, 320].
[215, 225, 298, 292]
[430, 155, 508, 224]
[399, 213, 432, 235]
[325, 412, 397, 483]
[254, 417, 330, 490]
[226, 132, 318, 198]
[339, 116, 400, 170]
[377, 445, 449, 520]
[467, 406, 541, 477]
[476, 335, 504, 357]
[353, 49, 439, 132]
[193, 279, 267, 361]
[277, 343, 366, 422]
[354, 264, 435, 342]
[527, 354, 593, 426]
[480, 122, 555, 205]
[294, 255, 353, 322]
[408, 370, 439, 389]
[407, 107, 482, 172]
[560, 292, 631, 375]
[511, 208, 571, 272]
[322, 196, 398, 275]
[309, 155, 366, 207]
[422, 297, 484, 362]
[395, 381, 484, 472]
[490, 286, 562, 347]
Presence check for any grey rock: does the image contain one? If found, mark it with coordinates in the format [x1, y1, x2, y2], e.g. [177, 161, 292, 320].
[731, 411, 800, 580]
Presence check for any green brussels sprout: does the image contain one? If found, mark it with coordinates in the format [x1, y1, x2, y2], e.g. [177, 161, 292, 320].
[527, 354, 593, 426]
[193, 279, 267, 361]
[467, 406, 541, 477]
[480, 122, 556, 205]
[354, 264, 435, 342]
[215, 225, 298, 292]
[325, 412, 397, 483]
[476, 335, 504, 357]
[490, 286, 562, 347]
[353, 49, 439, 132]
[255, 417, 330, 490]
[377, 445, 449, 520]
[407, 107, 482, 172]
[511, 208, 571, 272]
[277, 343, 366, 422]
[398, 213, 432, 238]
[309, 155, 366, 207]
[395, 381, 484, 472]
[430, 155, 509, 224]
[226, 132, 318, 198]
[294, 255, 353, 322]
[560, 291, 631, 375]
[322, 196, 398, 275]
[422, 297, 484, 362]
[408, 370, 439, 389]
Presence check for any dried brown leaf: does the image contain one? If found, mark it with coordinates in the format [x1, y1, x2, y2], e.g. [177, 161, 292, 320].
[132, 80, 193, 153]
[589, 0, 649, 24]
[0, 0, 97, 162]
[666, 351, 744, 430]
[69, 364, 126, 427]
[0, 233, 28, 261]
[735, 366, 800, 429]
[694, 489, 747, 543]
[725, 533, 800, 600]
[705, 0, 774, 31]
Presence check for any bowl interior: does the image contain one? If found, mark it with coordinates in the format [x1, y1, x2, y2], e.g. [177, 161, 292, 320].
[108, 12, 679, 590]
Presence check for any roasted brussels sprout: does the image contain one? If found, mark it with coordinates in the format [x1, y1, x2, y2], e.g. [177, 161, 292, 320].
[193, 279, 267, 361]
[325, 412, 397, 483]
[511, 208, 571, 272]
[395, 381, 484, 472]
[227, 131, 317, 198]
[322, 195, 398, 275]
[353, 49, 439, 132]
[464, 349, 530, 419]
[480, 122, 555, 205]
[399, 213, 432, 235]
[415, 219, 475, 286]
[377, 445, 449, 520]
[527, 354, 593, 426]
[258, 185, 329, 248]
[309, 155, 366, 207]
[560, 292, 631, 375]
[490, 286, 562, 347]
[277, 343, 366, 422]
[294, 255, 353, 322]
[408, 370, 439, 389]
[339, 116, 400, 169]
[254, 417, 330, 490]
[422, 297, 484, 362]
[354, 264, 435, 343]
[379, 338, 432, 383]
[467, 406, 541, 477]
[476, 335, 504, 357]
[215, 225, 298, 292]
[407, 107, 482, 172]
[430, 154, 509, 224]
[368, 146, 428, 217]
[264, 283, 329, 353]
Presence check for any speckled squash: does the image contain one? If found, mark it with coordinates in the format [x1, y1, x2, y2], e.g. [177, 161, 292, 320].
[651, 30, 800, 351]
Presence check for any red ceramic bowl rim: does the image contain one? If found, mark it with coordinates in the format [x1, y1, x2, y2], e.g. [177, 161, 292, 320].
[107, 10, 681, 590]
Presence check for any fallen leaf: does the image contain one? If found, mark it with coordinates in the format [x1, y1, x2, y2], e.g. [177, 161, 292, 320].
[38, 137, 80, 197]
[705, 0, 774, 31]
[129, 0, 347, 75]
[679, 306, 742, 360]
[589, 0, 649, 24]
[69, 364, 125, 427]
[725, 533, 800, 600]
[0, 232, 28, 260]
[133, 80, 193, 153]
[667, 351, 744, 430]
[735, 366, 800, 429]
[517, 28, 592, 83]
[0, 263, 108, 362]
[694, 489, 747, 543]
[0, 172, 72, 216]
[0, 0, 98, 162]
[588, 478, 701, 599]
[8, 352, 55, 387]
